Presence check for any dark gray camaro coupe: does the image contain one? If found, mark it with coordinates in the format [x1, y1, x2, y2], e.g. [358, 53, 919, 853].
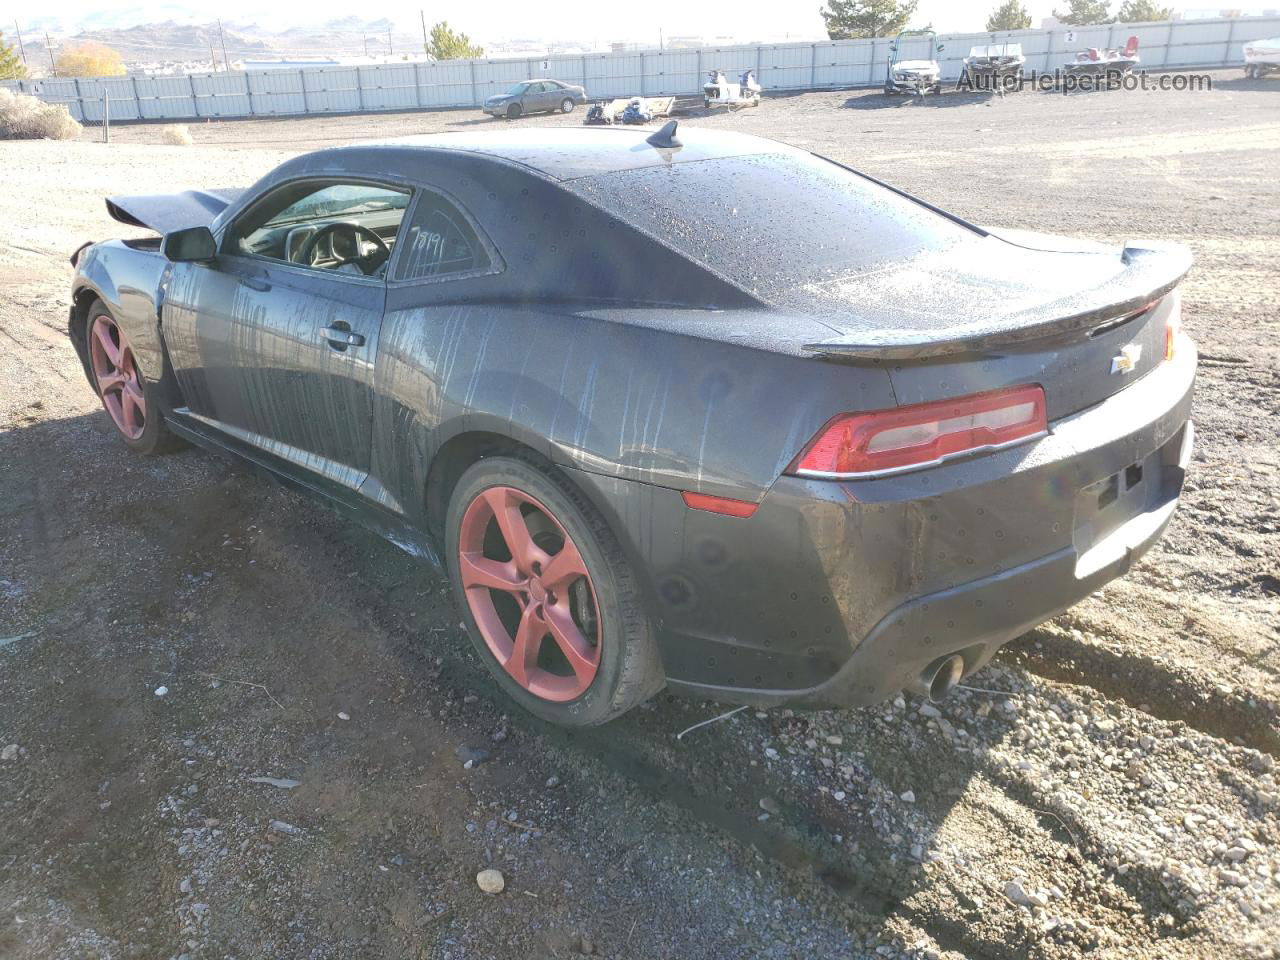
[69, 123, 1196, 726]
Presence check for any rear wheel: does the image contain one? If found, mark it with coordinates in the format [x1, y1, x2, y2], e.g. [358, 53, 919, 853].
[560, 97, 575, 113]
[446, 455, 663, 726]
[506, 103, 522, 120]
[86, 301, 178, 455]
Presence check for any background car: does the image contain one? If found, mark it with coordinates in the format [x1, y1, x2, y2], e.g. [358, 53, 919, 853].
[482, 79, 587, 119]
[68, 125, 1195, 727]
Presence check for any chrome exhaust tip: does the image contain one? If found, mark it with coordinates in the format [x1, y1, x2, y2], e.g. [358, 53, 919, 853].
[907, 654, 965, 702]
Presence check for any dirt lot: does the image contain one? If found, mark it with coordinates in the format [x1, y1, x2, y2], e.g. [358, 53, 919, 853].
[1, 70, 1278, 959]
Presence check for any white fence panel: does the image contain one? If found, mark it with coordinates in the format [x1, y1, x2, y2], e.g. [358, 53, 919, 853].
[134, 75, 197, 119]
[761, 44, 814, 90]
[416, 61, 473, 107]
[359, 63, 419, 110]
[191, 72, 250, 118]
[304, 67, 361, 112]
[812, 40, 877, 88]
[642, 51, 699, 95]
[247, 70, 307, 115]
[588, 53, 645, 99]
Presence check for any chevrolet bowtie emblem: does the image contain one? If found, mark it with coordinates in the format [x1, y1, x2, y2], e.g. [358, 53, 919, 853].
[1110, 343, 1142, 375]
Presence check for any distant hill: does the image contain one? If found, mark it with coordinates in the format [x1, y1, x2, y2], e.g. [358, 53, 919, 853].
[49, 17, 422, 64]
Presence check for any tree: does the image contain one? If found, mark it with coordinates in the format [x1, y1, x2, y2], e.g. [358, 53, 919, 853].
[1052, 0, 1113, 25]
[0, 30, 27, 80]
[426, 21, 483, 61]
[986, 1, 1032, 31]
[55, 42, 126, 77]
[1116, 0, 1171, 21]
[820, 0, 919, 40]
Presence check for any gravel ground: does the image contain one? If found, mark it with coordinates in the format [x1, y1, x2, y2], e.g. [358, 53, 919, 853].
[1, 70, 1277, 959]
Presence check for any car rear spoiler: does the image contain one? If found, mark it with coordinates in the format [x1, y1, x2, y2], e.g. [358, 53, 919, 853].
[105, 188, 244, 235]
[802, 243, 1193, 361]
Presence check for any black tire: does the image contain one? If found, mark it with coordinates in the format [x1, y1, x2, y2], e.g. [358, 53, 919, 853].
[446, 454, 664, 726]
[560, 98, 575, 113]
[506, 103, 522, 120]
[85, 299, 181, 456]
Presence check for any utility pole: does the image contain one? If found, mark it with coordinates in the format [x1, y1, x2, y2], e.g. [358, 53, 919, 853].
[14, 20, 27, 66]
[45, 32, 55, 76]
[209, 42, 217, 72]
[387, 27, 393, 58]
[216, 18, 230, 72]
[363, 34, 370, 58]
[420, 10, 429, 53]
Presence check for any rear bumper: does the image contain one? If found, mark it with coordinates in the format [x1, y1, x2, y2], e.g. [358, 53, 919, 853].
[566, 338, 1197, 708]
[677, 451, 1187, 709]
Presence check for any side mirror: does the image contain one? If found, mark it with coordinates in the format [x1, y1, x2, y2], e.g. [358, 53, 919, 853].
[162, 225, 216, 262]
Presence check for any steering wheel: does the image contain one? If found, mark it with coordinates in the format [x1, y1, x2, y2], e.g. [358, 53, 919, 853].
[297, 222, 390, 276]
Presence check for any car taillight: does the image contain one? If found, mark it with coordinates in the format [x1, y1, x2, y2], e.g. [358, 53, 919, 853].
[1164, 289, 1182, 361]
[787, 384, 1047, 479]
[681, 491, 758, 518]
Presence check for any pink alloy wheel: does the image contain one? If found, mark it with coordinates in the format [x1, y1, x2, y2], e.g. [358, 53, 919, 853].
[457, 485, 601, 702]
[88, 314, 146, 441]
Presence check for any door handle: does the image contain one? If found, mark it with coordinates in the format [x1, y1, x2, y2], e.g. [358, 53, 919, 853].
[240, 276, 271, 292]
[321, 325, 365, 348]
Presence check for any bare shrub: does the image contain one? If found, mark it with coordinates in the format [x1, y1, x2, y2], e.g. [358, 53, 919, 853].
[0, 88, 82, 140]
[160, 123, 193, 146]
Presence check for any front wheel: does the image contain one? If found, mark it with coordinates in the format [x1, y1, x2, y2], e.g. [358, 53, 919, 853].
[560, 98, 575, 113]
[506, 103, 522, 120]
[446, 455, 664, 726]
[86, 301, 179, 455]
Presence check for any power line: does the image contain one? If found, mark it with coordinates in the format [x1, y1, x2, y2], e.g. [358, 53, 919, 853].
[14, 20, 27, 65]
[216, 18, 230, 71]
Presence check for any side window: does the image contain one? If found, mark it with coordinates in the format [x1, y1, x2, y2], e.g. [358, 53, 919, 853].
[393, 191, 491, 282]
[230, 181, 411, 278]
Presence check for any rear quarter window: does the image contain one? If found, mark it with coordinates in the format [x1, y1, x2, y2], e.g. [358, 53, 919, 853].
[392, 191, 492, 282]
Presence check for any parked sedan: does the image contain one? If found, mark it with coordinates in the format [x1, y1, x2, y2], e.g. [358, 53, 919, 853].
[68, 124, 1196, 726]
[482, 79, 587, 119]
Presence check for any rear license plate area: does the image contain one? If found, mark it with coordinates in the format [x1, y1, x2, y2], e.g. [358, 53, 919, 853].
[1073, 455, 1162, 561]
[1071, 426, 1188, 576]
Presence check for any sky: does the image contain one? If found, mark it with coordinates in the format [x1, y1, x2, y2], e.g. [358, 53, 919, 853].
[18, 1, 1076, 44]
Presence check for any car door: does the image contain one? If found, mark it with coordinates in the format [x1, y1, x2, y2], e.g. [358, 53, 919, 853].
[164, 179, 411, 490]
[524, 81, 549, 112]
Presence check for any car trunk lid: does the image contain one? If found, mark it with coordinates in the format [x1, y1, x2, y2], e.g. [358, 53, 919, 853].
[796, 233, 1191, 421]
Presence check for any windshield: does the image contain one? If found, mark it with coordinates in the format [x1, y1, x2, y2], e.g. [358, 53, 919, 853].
[970, 44, 1022, 57]
[504, 82, 527, 96]
[263, 184, 409, 228]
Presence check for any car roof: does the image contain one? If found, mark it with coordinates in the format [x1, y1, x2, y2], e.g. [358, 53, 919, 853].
[356, 126, 800, 182]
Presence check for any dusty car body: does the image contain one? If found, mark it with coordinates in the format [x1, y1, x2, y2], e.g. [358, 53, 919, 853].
[885, 29, 944, 95]
[482, 79, 587, 119]
[68, 125, 1197, 725]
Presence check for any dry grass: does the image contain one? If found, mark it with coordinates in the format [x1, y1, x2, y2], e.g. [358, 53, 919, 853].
[0, 88, 81, 140]
[159, 123, 193, 146]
